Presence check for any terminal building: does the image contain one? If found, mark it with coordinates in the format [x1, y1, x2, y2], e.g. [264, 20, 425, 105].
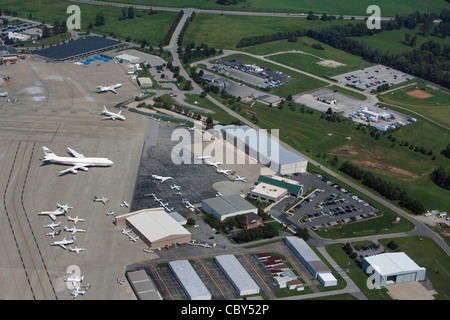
[285, 236, 337, 287]
[361, 252, 426, 287]
[215, 125, 308, 175]
[115, 208, 191, 249]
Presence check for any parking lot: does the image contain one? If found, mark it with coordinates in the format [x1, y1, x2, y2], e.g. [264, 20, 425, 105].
[331, 64, 415, 92]
[268, 172, 378, 232]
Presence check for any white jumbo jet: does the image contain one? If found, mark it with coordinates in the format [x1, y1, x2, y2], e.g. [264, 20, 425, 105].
[67, 216, 85, 225]
[170, 184, 181, 191]
[51, 237, 76, 250]
[68, 246, 85, 255]
[39, 207, 66, 221]
[234, 175, 247, 182]
[44, 221, 61, 230]
[216, 168, 231, 175]
[101, 105, 125, 121]
[64, 226, 86, 235]
[42, 146, 113, 175]
[96, 83, 122, 94]
[205, 161, 221, 168]
[151, 175, 173, 184]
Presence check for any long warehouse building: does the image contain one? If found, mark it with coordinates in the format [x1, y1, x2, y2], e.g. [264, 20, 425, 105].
[285, 236, 337, 287]
[215, 254, 260, 296]
[169, 260, 212, 300]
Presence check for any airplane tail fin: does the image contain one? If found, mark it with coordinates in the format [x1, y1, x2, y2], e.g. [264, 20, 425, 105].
[42, 146, 57, 159]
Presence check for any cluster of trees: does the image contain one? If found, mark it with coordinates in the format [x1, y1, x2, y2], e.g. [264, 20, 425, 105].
[233, 223, 278, 243]
[94, 12, 105, 26]
[373, 83, 390, 93]
[177, 11, 196, 47]
[430, 166, 450, 190]
[180, 41, 219, 64]
[441, 143, 450, 159]
[163, 10, 184, 46]
[118, 7, 136, 21]
[339, 161, 425, 214]
[343, 242, 358, 260]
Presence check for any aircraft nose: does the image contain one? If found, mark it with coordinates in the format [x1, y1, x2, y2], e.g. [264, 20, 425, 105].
[108, 160, 113, 165]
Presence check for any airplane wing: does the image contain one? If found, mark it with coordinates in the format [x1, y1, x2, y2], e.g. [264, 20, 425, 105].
[58, 164, 89, 175]
[110, 89, 117, 94]
[67, 148, 85, 158]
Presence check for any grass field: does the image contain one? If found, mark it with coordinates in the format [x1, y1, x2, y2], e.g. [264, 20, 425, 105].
[1, 0, 179, 46]
[182, 14, 351, 49]
[378, 84, 450, 128]
[221, 53, 328, 96]
[91, 0, 449, 16]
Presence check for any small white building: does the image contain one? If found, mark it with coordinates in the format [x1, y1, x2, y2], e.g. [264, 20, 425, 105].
[250, 182, 287, 202]
[169, 260, 212, 300]
[362, 252, 426, 287]
[115, 53, 140, 64]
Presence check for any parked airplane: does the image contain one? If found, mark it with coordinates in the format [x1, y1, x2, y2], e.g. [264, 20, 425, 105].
[101, 105, 125, 121]
[205, 161, 221, 168]
[65, 275, 84, 287]
[93, 196, 109, 204]
[234, 175, 247, 182]
[106, 211, 116, 217]
[215, 192, 223, 197]
[41, 146, 113, 175]
[67, 216, 85, 225]
[96, 83, 122, 94]
[174, 192, 183, 196]
[121, 228, 132, 236]
[39, 208, 66, 221]
[129, 235, 139, 242]
[64, 226, 86, 235]
[216, 168, 231, 175]
[44, 221, 61, 230]
[46, 229, 61, 238]
[117, 278, 125, 285]
[57, 203, 73, 212]
[196, 156, 211, 160]
[68, 246, 85, 255]
[170, 184, 181, 191]
[51, 237, 76, 249]
[0, 92, 8, 97]
[151, 175, 173, 183]
[71, 287, 87, 299]
[120, 201, 129, 208]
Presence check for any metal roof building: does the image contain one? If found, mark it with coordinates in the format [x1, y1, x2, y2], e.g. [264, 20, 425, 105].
[118, 208, 191, 249]
[169, 260, 212, 300]
[201, 194, 257, 221]
[285, 236, 337, 287]
[257, 175, 303, 197]
[215, 125, 308, 175]
[215, 254, 260, 296]
[126, 270, 162, 300]
[362, 252, 426, 287]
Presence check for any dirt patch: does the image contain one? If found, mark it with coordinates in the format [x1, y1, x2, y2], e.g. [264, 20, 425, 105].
[331, 145, 360, 156]
[386, 282, 436, 300]
[406, 89, 434, 99]
[316, 60, 346, 68]
[351, 160, 421, 179]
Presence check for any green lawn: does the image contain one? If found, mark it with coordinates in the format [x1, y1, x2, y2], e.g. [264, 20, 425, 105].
[91, 0, 449, 16]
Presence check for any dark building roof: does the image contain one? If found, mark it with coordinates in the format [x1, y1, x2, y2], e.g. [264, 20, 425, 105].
[34, 36, 121, 61]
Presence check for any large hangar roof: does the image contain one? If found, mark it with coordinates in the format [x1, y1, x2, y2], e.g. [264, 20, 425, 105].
[126, 209, 190, 242]
[215, 254, 260, 293]
[363, 252, 425, 276]
[202, 194, 256, 215]
[169, 260, 211, 300]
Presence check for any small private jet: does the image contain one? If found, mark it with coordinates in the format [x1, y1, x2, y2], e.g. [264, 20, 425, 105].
[117, 278, 125, 285]
[68, 246, 85, 255]
[121, 229, 132, 236]
[42, 146, 113, 175]
[71, 286, 88, 299]
[96, 83, 122, 94]
[46, 229, 61, 239]
[129, 235, 139, 242]
[57, 203, 73, 212]
[44, 221, 61, 230]
[64, 226, 86, 235]
[101, 105, 125, 121]
[120, 201, 129, 208]
[106, 211, 116, 217]
[151, 175, 173, 184]
[170, 184, 181, 191]
[216, 168, 231, 175]
[39, 208, 66, 221]
[196, 155, 211, 160]
[234, 175, 247, 182]
[67, 216, 85, 225]
[205, 161, 221, 168]
[93, 196, 109, 204]
[51, 237, 76, 250]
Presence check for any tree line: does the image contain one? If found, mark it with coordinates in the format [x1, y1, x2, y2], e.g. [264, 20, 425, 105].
[339, 161, 425, 214]
[430, 166, 450, 190]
